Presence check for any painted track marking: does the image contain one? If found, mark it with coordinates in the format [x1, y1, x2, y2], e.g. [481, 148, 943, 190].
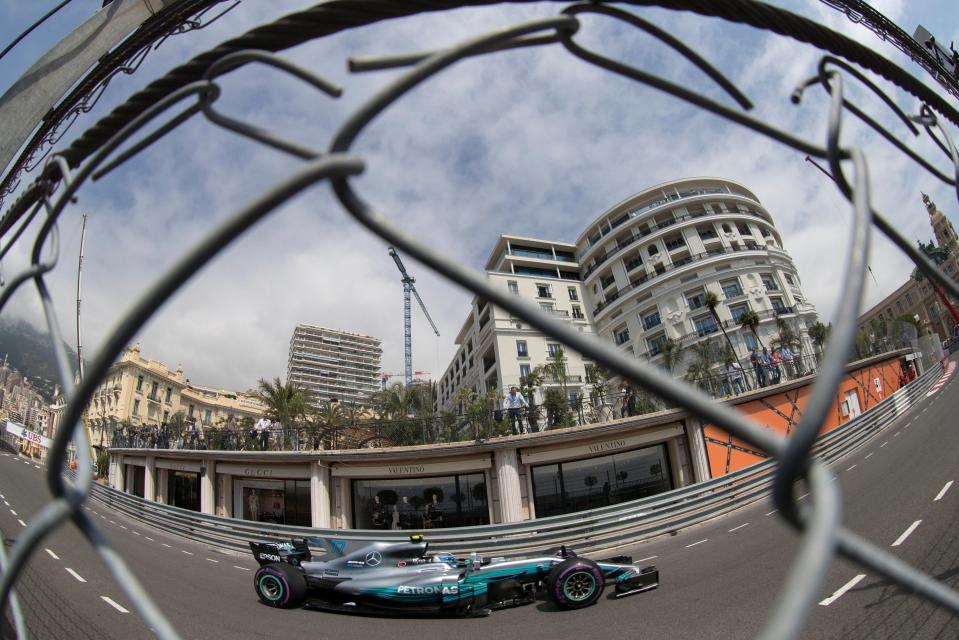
[935, 481, 953, 502]
[685, 539, 708, 548]
[65, 568, 86, 583]
[729, 523, 750, 533]
[101, 597, 129, 613]
[45, 549, 59, 560]
[17, 519, 25, 527]
[892, 521, 922, 547]
[637, 556, 658, 563]
[847, 464, 857, 471]
[820, 574, 866, 606]
[233, 565, 250, 571]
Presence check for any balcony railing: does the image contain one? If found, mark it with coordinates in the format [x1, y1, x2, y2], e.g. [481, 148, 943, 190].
[592, 243, 769, 316]
[581, 198, 771, 274]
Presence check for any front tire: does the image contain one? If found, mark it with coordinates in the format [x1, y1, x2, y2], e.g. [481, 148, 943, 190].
[254, 562, 307, 608]
[546, 558, 605, 609]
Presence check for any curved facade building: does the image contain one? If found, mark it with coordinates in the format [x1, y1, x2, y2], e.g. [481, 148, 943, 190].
[574, 177, 817, 368]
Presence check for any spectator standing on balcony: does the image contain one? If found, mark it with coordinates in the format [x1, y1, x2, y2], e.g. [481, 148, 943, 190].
[769, 348, 782, 384]
[750, 348, 766, 387]
[780, 345, 794, 379]
[726, 359, 745, 394]
[503, 386, 529, 435]
[760, 347, 774, 385]
[620, 383, 636, 417]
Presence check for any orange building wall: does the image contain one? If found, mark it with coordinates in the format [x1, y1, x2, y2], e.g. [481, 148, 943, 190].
[703, 356, 905, 477]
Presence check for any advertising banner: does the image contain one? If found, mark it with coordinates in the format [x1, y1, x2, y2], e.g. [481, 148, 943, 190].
[5, 421, 52, 448]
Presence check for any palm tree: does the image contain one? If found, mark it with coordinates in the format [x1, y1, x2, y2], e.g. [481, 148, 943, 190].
[315, 399, 344, 449]
[808, 321, 830, 356]
[738, 309, 765, 349]
[705, 290, 740, 365]
[659, 338, 684, 375]
[684, 340, 721, 396]
[257, 377, 312, 434]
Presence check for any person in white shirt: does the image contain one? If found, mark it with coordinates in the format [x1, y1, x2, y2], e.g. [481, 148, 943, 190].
[503, 386, 530, 435]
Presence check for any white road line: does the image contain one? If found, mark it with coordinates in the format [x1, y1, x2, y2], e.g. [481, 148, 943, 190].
[33, 465, 40, 469]
[45, 549, 60, 560]
[145, 537, 154, 542]
[819, 574, 867, 606]
[880, 442, 888, 448]
[65, 568, 87, 583]
[865, 453, 874, 460]
[935, 481, 953, 502]
[233, 565, 251, 571]
[847, 464, 857, 471]
[892, 520, 922, 547]
[119, 525, 127, 530]
[101, 597, 129, 614]
[17, 519, 25, 527]
[893, 432, 900, 438]
[162, 544, 171, 548]
[131, 531, 140, 536]
[108, 520, 115, 524]
[181, 550, 193, 556]
[10, 509, 17, 516]
[206, 558, 219, 563]
[798, 493, 809, 501]
[3, 501, 8, 506]
[685, 539, 708, 548]
[765, 510, 777, 516]
[728, 523, 750, 533]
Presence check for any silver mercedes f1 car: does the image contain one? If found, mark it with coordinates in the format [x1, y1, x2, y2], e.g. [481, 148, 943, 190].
[250, 534, 659, 616]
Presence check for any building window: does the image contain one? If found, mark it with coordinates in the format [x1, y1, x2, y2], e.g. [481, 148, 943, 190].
[132, 399, 140, 416]
[507, 280, 519, 295]
[567, 286, 578, 301]
[547, 343, 562, 357]
[614, 326, 630, 346]
[162, 410, 169, 423]
[203, 409, 212, 426]
[520, 364, 531, 379]
[642, 309, 661, 330]
[572, 305, 584, 320]
[721, 278, 743, 299]
[694, 315, 720, 337]
[516, 341, 529, 358]
[736, 222, 751, 236]
[698, 226, 718, 241]
[744, 333, 758, 350]
[188, 404, 195, 417]
[896, 300, 904, 314]
[664, 235, 685, 251]
[531, 444, 672, 517]
[906, 292, 913, 305]
[686, 289, 707, 310]
[165, 387, 172, 403]
[136, 375, 143, 392]
[624, 255, 643, 272]
[647, 333, 667, 356]
[761, 273, 779, 292]
[784, 273, 795, 285]
[150, 381, 159, 400]
[770, 297, 788, 314]
[729, 303, 749, 322]
[536, 284, 553, 299]
[539, 302, 555, 313]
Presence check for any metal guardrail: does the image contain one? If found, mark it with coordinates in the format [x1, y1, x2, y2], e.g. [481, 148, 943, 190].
[88, 361, 944, 557]
[2, 2, 959, 640]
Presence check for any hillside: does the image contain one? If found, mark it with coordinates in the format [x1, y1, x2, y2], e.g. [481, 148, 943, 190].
[0, 318, 82, 400]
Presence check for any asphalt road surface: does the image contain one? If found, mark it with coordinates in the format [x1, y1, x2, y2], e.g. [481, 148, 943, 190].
[2, 367, 958, 640]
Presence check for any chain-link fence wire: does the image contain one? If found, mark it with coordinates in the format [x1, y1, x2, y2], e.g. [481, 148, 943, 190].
[1, 1, 959, 639]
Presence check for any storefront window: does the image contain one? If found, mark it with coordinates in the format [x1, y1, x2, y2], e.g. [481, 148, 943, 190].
[130, 466, 145, 498]
[234, 479, 312, 526]
[168, 471, 199, 512]
[352, 473, 489, 530]
[531, 444, 673, 517]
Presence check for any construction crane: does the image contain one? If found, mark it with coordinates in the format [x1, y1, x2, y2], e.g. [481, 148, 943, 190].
[388, 247, 440, 387]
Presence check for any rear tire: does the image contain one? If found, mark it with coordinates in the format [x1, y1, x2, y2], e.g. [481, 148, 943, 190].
[254, 562, 307, 608]
[546, 558, 604, 609]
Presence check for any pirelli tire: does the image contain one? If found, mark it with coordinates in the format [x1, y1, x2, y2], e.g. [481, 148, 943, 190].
[546, 558, 605, 609]
[254, 562, 307, 608]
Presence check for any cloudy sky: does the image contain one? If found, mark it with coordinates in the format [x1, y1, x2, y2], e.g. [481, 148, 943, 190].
[0, 0, 957, 391]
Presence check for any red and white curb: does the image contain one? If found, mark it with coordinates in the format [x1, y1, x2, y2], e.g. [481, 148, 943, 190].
[927, 361, 956, 397]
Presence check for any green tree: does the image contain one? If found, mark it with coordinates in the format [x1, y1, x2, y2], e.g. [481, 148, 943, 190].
[519, 365, 545, 433]
[705, 290, 740, 368]
[808, 321, 830, 356]
[584, 363, 614, 422]
[659, 338, 684, 375]
[738, 309, 765, 349]
[684, 340, 722, 396]
[546, 347, 569, 395]
[543, 387, 575, 429]
[257, 377, 312, 433]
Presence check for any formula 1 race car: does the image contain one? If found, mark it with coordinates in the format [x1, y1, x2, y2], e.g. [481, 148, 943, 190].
[250, 534, 659, 616]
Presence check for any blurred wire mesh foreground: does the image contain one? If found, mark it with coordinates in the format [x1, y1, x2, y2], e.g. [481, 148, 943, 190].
[1, 2, 959, 639]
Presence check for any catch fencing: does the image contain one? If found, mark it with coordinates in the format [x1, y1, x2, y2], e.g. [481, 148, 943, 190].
[1, 2, 959, 640]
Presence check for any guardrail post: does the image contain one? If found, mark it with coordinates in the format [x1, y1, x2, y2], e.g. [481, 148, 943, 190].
[200, 457, 215, 514]
[493, 447, 524, 522]
[311, 461, 331, 528]
[110, 452, 124, 491]
[144, 455, 156, 502]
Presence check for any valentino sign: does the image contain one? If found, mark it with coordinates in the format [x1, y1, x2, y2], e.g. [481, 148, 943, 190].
[587, 439, 628, 454]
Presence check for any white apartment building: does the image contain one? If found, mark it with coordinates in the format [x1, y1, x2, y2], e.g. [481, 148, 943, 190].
[437, 177, 819, 412]
[436, 236, 596, 412]
[287, 325, 382, 406]
[577, 177, 817, 365]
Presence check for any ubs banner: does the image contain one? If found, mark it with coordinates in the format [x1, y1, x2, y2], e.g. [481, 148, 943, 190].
[5, 421, 52, 448]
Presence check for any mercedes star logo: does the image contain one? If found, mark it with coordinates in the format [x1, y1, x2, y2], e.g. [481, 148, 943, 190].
[365, 551, 382, 567]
